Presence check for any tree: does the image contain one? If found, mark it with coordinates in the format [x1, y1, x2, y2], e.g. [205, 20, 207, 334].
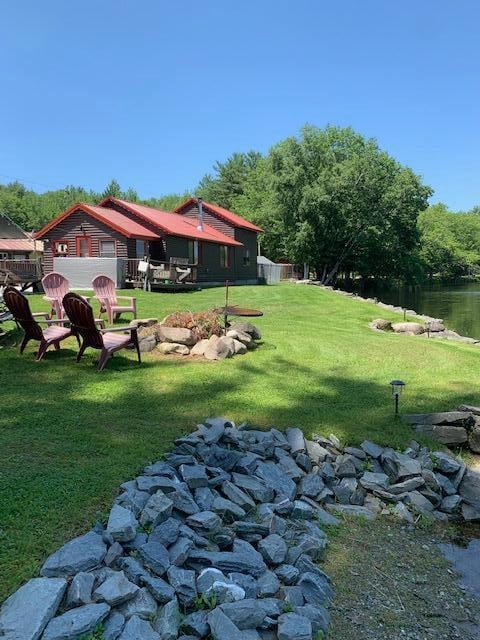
[101, 179, 123, 199]
[267, 125, 432, 283]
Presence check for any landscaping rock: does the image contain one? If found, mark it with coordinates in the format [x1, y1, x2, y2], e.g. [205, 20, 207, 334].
[139, 542, 170, 576]
[226, 329, 253, 346]
[258, 534, 287, 565]
[204, 335, 232, 360]
[414, 424, 468, 445]
[229, 322, 262, 340]
[140, 492, 173, 526]
[190, 339, 209, 357]
[360, 440, 384, 459]
[117, 588, 157, 620]
[371, 318, 392, 331]
[186, 510, 222, 532]
[167, 566, 197, 606]
[158, 342, 190, 355]
[432, 452, 461, 474]
[468, 425, 480, 453]
[42, 603, 110, 640]
[118, 615, 159, 640]
[0, 577, 67, 640]
[180, 464, 209, 488]
[154, 598, 179, 639]
[66, 572, 95, 607]
[181, 611, 209, 637]
[141, 575, 175, 603]
[107, 505, 139, 542]
[218, 599, 267, 630]
[392, 322, 425, 334]
[93, 571, 139, 606]
[103, 611, 125, 640]
[156, 326, 196, 345]
[277, 613, 312, 640]
[187, 550, 267, 577]
[208, 607, 242, 639]
[255, 462, 297, 500]
[41, 531, 106, 577]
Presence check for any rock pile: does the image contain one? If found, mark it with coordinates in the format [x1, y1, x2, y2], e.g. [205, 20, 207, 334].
[403, 405, 480, 454]
[2, 419, 479, 640]
[136, 321, 262, 360]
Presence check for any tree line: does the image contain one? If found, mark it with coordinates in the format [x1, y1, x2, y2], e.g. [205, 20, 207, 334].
[1, 125, 479, 283]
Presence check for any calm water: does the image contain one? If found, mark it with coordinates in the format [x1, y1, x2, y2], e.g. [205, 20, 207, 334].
[343, 281, 480, 340]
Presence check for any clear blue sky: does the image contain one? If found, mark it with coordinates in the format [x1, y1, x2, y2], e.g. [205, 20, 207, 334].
[1, 1, 478, 210]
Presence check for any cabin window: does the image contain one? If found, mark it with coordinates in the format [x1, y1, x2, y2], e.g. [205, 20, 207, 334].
[99, 240, 116, 258]
[220, 245, 230, 268]
[243, 249, 250, 267]
[188, 240, 201, 264]
[75, 236, 92, 257]
[136, 240, 146, 258]
[53, 240, 69, 256]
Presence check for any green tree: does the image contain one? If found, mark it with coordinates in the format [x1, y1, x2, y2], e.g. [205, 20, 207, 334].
[101, 179, 123, 199]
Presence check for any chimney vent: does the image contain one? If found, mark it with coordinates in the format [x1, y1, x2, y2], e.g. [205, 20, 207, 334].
[197, 198, 204, 232]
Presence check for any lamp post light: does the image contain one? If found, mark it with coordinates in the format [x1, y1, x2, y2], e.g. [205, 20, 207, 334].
[390, 380, 406, 415]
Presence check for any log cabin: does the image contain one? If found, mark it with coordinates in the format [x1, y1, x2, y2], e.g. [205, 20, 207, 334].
[35, 197, 262, 289]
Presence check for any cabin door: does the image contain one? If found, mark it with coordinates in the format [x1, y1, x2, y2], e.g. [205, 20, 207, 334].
[76, 236, 92, 257]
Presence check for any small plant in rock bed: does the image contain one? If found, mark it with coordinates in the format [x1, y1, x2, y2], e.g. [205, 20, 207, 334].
[79, 624, 105, 640]
[194, 593, 218, 611]
[162, 311, 222, 341]
[282, 600, 295, 613]
[362, 459, 374, 472]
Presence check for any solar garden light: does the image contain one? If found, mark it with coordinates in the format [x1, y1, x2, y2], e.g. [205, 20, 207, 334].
[403, 308, 406, 321]
[390, 380, 405, 415]
[426, 320, 432, 338]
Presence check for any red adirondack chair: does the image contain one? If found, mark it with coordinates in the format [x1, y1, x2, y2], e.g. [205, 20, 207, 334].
[92, 275, 137, 324]
[3, 285, 78, 361]
[42, 272, 70, 319]
[62, 292, 141, 371]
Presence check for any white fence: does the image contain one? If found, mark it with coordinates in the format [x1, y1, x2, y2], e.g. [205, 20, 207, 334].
[52, 258, 126, 289]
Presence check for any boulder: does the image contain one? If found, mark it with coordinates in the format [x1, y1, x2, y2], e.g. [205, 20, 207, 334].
[138, 335, 157, 353]
[370, 318, 392, 331]
[459, 469, 480, 510]
[190, 339, 209, 357]
[228, 322, 262, 340]
[41, 531, 106, 577]
[0, 577, 67, 640]
[157, 342, 190, 355]
[156, 326, 196, 345]
[226, 329, 253, 347]
[232, 339, 247, 354]
[468, 426, 480, 453]
[42, 603, 110, 640]
[204, 335, 233, 361]
[392, 321, 425, 334]
[402, 412, 472, 425]
[414, 424, 468, 445]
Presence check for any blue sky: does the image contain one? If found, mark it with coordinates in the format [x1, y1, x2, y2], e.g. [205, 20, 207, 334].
[1, 1, 478, 210]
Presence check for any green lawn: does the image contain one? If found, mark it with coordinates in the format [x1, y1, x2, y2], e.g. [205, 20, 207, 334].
[1, 283, 480, 600]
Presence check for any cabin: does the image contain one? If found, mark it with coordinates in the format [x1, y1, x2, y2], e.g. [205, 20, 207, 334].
[35, 197, 262, 289]
[0, 212, 43, 288]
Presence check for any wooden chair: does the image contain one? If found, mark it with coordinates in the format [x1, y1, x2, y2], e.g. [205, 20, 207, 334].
[42, 272, 70, 319]
[92, 275, 137, 324]
[62, 292, 141, 372]
[3, 285, 77, 361]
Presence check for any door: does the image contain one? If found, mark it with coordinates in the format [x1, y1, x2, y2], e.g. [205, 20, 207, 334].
[76, 236, 92, 257]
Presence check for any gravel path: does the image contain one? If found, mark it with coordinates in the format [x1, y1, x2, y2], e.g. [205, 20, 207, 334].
[323, 517, 480, 639]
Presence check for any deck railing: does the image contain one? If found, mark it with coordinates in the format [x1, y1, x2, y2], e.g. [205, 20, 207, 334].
[0, 259, 43, 284]
[124, 258, 197, 285]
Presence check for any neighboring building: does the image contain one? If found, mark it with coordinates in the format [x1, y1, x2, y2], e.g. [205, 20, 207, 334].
[0, 212, 43, 260]
[35, 197, 262, 288]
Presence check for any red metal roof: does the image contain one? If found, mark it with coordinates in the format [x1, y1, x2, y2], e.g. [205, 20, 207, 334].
[100, 198, 242, 246]
[36, 203, 161, 241]
[0, 238, 43, 252]
[174, 198, 263, 232]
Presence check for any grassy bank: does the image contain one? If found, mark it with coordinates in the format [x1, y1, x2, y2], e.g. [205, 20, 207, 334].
[1, 283, 480, 600]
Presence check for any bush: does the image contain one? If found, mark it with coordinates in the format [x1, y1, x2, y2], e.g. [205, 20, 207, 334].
[162, 311, 222, 341]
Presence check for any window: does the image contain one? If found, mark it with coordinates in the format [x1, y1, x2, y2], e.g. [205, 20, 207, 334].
[99, 240, 116, 258]
[188, 240, 201, 264]
[220, 245, 230, 268]
[76, 236, 92, 257]
[243, 249, 250, 267]
[136, 240, 146, 259]
[53, 240, 69, 256]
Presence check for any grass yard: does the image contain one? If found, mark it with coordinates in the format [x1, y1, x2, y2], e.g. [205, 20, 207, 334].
[1, 282, 480, 600]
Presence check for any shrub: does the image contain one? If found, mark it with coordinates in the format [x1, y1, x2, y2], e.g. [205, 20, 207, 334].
[162, 311, 222, 341]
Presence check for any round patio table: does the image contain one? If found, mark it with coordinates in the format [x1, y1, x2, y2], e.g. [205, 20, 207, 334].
[213, 305, 263, 330]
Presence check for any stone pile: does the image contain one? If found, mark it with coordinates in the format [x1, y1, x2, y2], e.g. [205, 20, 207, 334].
[403, 405, 480, 453]
[2, 419, 479, 640]
[136, 321, 262, 361]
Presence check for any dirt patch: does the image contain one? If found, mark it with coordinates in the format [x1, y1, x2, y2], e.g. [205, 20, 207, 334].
[322, 517, 480, 639]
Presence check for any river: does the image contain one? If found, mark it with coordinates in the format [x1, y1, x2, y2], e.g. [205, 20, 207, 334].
[342, 281, 480, 340]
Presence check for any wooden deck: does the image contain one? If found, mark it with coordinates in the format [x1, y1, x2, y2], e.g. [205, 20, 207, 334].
[0, 259, 43, 290]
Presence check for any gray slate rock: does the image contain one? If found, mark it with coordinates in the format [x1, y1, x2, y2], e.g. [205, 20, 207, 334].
[139, 542, 170, 576]
[286, 428, 306, 453]
[440, 494, 462, 513]
[93, 571, 139, 606]
[294, 604, 330, 634]
[149, 517, 181, 546]
[66, 572, 95, 607]
[140, 492, 173, 527]
[277, 613, 312, 640]
[298, 473, 324, 498]
[274, 564, 299, 585]
[228, 573, 258, 599]
[218, 599, 267, 630]
[42, 603, 110, 640]
[257, 570, 280, 597]
[208, 608, 242, 640]
[103, 612, 125, 640]
[432, 452, 461, 474]
[360, 440, 383, 459]
[169, 488, 200, 515]
[459, 469, 480, 510]
[0, 577, 67, 640]
[359, 471, 390, 491]
[180, 464, 209, 488]
[186, 510, 222, 532]
[298, 571, 334, 606]
[41, 531, 106, 577]
[141, 575, 175, 604]
[222, 481, 256, 511]
[181, 611, 209, 638]
[167, 566, 198, 606]
[154, 598, 179, 639]
[107, 505, 138, 542]
[118, 615, 159, 640]
[255, 462, 297, 501]
[117, 588, 157, 620]
[169, 536, 193, 566]
[212, 496, 246, 521]
[258, 534, 287, 565]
